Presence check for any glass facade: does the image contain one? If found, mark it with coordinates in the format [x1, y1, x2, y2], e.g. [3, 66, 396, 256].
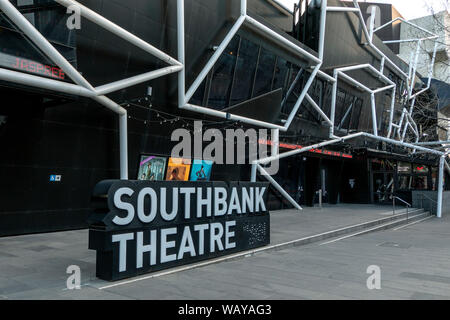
[190, 33, 366, 131]
[0, 0, 77, 79]
[192, 34, 308, 116]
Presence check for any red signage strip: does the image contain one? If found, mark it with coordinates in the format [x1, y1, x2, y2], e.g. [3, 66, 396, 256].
[0, 52, 66, 80]
[12, 57, 66, 80]
[258, 139, 353, 159]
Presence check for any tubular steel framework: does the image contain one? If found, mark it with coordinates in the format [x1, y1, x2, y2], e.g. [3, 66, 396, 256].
[0, 0, 448, 217]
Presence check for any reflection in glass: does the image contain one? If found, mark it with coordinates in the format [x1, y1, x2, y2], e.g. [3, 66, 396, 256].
[208, 36, 240, 110]
[253, 48, 276, 97]
[229, 38, 258, 106]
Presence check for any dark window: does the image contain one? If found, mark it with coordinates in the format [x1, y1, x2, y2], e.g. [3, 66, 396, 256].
[253, 47, 276, 97]
[208, 36, 240, 110]
[271, 57, 289, 95]
[0, 0, 77, 74]
[350, 98, 363, 130]
[282, 65, 303, 115]
[334, 89, 347, 126]
[229, 38, 258, 106]
[191, 78, 207, 106]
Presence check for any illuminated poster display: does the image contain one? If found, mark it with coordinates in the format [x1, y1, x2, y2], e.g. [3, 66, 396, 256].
[89, 180, 270, 281]
[190, 160, 213, 181]
[165, 158, 191, 181]
[137, 155, 167, 181]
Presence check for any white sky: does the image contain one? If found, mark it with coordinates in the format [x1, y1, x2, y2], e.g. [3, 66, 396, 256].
[276, 0, 449, 20]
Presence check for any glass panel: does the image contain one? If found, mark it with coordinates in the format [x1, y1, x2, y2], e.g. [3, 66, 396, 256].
[398, 162, 411, 173]
[334, 88, 347, 126]
[208, 36, 240, 110]
[0, 1, 76, 72]
[282, 65, 303, 115]
[229, 38, 258, 106]
[271, 57, 289, 95]
[253, 47, 276, 97]
[398, 176, 412, 190]
[350, 98, 363, 130]
[190, 79, 206, 106]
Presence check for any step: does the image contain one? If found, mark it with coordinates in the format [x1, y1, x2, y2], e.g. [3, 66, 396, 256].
[96, 208, 431, 288]
[319, 211, 432, 245]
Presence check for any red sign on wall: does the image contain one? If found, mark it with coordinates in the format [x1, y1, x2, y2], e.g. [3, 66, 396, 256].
[11, 57, 65, 80]
[258, 139, 353, 159]
[0, 52, 65, 80]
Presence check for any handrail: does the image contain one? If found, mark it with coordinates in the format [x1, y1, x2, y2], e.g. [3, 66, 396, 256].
[390, 194, 411, 222]
[393, 196, 411, 208]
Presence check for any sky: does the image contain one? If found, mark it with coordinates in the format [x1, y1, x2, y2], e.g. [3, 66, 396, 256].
[275, 0, 449, 20]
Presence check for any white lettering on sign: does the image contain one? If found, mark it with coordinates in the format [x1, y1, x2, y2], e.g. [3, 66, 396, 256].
[111, 222, 238, 272]
[93, 182, 269, 280]
[111, 186, 267, 224]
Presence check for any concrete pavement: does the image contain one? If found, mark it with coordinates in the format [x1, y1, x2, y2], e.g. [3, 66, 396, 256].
[0, 204, 449, 299]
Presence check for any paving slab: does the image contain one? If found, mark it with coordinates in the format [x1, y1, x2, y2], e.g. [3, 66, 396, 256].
[1, 204, 449, 299]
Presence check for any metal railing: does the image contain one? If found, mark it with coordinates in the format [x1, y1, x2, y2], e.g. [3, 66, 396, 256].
[416, 192, 437, 216]
[391, 195, 411, 222]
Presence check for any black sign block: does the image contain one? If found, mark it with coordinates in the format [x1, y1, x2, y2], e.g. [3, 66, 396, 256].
[88, 180, 270, 281]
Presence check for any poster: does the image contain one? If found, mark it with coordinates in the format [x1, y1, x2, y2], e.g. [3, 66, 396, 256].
[137, 155, 167, 181]
[165, 157, 191, 181]
[190, 159, 213, 181]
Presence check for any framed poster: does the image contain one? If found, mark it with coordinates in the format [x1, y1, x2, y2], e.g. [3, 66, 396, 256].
[165, 157, 191, 181]
[137, 155, 167, 181]
[190, 159, 213, 181]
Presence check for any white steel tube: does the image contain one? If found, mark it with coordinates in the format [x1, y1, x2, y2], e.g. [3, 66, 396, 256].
[92, 96, 127, 116]
[415, 141, 450, 146]
[258, 132, 365, 165]
[177, 0, 186, 109]
[409, 40, 422, 99]
[383, 36, 438, 44]
[182, 104, 286, 130]
[271, 129, 279, 157]
[370, 93, 378, 136]
[95, 66, 183, 96]
[338, 72, 373, 93]
[372, 85, 395, 94]
[329, 70, 339, 138]
[0, 68, 95, 98]
[257, 165, 303, 210]
[387, 87, 396, 138]
[119, 113, 129, 180]
[284, 64, 322, 129]
[241, 0, 247, 16]
[0, 0, 94, 90]
[245, 15, 321, 64]
[427, 41, 438, 88]
[437, 156, 445, 218]
[305, 94, 333, 126]
[363, 133, 444, 156]
[369, 6, 376, 43]
[54, 0, 181, 66]
[251, 161, 258, 182]
[318, 70, 336, 83]
[184, 15, 246, 104]
[318, 0, 328, 60]
[327, 7, 360, 12]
